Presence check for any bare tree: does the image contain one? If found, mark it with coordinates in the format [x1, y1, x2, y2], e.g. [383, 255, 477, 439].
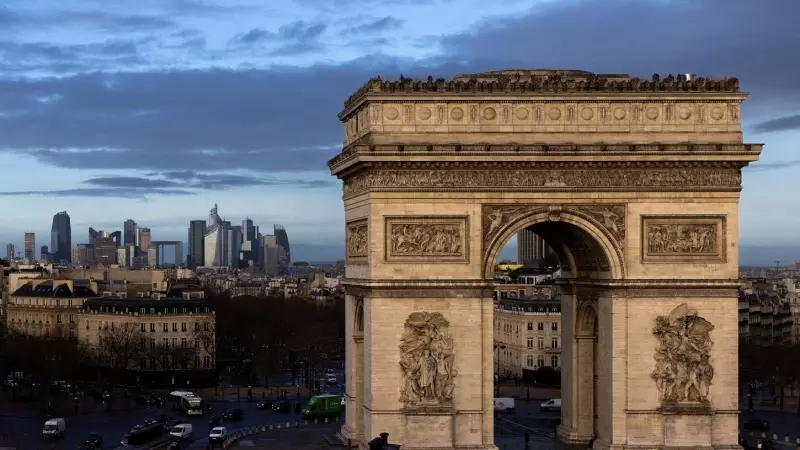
[191, 318, 217, 369]
[97, 324, 145, 371]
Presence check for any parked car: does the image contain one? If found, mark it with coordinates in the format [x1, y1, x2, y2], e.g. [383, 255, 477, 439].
[326, 376, 337, 385]
[209, 427, 227, 443]
[170, 424, 193, 440]
[256, 400, 270, 410]
[222, 408, 243, 421]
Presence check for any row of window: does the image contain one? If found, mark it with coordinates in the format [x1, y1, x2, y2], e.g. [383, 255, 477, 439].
[526, 354, 559, 368]
[498, 321, 559, 333]
[527, 336, 559, 349]
[9, 314, 75, 324]
[90, 321, 211, 333]
[137, 355, 212, 370]
[89, 305, 211, 315]
[139, 337, 212, 350]
[12, 298, 82, 307]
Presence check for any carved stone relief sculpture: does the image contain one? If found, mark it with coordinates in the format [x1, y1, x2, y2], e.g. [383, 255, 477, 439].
[578, 205, 626, 246]
[346, 220, 368, 259]
[399, 311, 457, 406]
[386, 217, 468, 262]
[642, 215, 726, 263]
[652, 303, 714, 404]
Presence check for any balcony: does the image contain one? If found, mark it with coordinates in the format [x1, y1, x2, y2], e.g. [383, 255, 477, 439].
[545, 347, 562, 354]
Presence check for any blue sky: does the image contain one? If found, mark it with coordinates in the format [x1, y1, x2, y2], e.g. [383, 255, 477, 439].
[0, 0, 798, 264]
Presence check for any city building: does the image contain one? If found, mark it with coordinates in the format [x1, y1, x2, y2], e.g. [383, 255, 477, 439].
[24, 232, 35, 261]
[187, 220, 206, 269]
[73, 244, 94, 266]
[494, 295, 562, 378]
[6, 279, 100, 339]
[274, 224, 291, 264]
[40, 245, 49, 262]
[109, 231, 122, 247]
[92, 237, 117, 265]
[78, 297, 216, 373]
[123, 219, 138, 246]
[5, 244, 13, 260]
[137, 228, 151, 253]
[50, 211, 72, 264]
[262, 235, 286, 276]
[516, 228, 556, 267]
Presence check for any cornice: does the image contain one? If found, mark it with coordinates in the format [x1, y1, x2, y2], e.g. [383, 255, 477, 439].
[328, 143, 763, 172]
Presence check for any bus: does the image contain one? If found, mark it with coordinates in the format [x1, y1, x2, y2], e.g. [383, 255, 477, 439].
[169, 391, 203, 416]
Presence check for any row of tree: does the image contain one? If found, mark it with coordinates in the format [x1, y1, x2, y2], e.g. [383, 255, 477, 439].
[739, 337, 800, 414]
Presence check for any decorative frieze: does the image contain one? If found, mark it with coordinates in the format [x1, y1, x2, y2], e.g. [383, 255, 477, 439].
[340, 162, 743, 198]
[346, 219, 368, 261]
[385, 216, 468, 263]
[641, 215, 727, 263]
[399, 312, 457, 406]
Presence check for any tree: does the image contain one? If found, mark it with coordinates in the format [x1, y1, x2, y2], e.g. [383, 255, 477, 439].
[191, 317, 217, 370]
[97, 324, 145, 371]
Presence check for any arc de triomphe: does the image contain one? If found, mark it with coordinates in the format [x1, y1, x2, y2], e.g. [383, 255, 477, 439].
[328, 70, 761, 450]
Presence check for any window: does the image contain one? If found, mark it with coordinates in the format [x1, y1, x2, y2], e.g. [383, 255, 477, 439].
[110, 322, 115, 331]
[163, 323, 168, 332]
[86, 321, 89, 330]
[537, 337, 544, 348]
[537, 355, 544, 368]
[203, 338, 211, 349]
[537, 322, 544, 331]
[57, 314, 62, 323]
[150, 338, 156, 349]
[140, 359, 147, 370]
[552, 322, 558, 331]
[69, 314, 74, 323]
[149, 358, 156, 369]
[204, 321, 210, 331]
[195, 322, 200, 332]
[181, 338, 187, 348]
[195, 339, 200, 349]
[172, 338, 177, 348]
[150, 323, 156, 332]
[140, 339, 146, 349]
[194, 356, 201, 368]
[527, 322, 533, 331]
[163, 338, 169, 348]
[140, 308, 145, 314]
[181, 323, 187, 332]
[527, 355, 534, 367]
[203, 356, 211, 368]
[68, 328, 75, 339]
[527, 337, 533, 348]
[551, 337, 559, 349]
[140, 323, 146, 332]
[172, 323, 178, 332]
[550, 355, 559, 368]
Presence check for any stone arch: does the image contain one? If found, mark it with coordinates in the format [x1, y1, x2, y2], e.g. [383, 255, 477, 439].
[576, 296, 599, 337]
[354, 297, 364, 335]
[483, 208, 625, 280]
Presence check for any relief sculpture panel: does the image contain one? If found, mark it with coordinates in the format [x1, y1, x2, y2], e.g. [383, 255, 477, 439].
[652, 303, 714, 404]
[641, 215, 726, 263]
[399, 312, 457, 406]
[385, 216, 468, 263]
[346, 219, 368, 261]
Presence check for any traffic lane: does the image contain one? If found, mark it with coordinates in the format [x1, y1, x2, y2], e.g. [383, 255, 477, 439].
[740, 410, 800, 440]
[0, 400, 321, 450]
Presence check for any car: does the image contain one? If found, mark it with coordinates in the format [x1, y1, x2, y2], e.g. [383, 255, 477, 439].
[540, 398, 562, 412]
[326, 376, 337, 385]
[209, 426, 227, 442]
[144, 418, 157, 426]
[83, 432, 102, 449]
[271, 400, 291, 412]
[163, 419, 181, 432]
[743, 418, 769, 432]
[256, 400, 270, 410]
[222, 408, 243, 420]
[326, 368, 335, 374]
[170, 423, 193, 439]
[130, 424, 144, 433]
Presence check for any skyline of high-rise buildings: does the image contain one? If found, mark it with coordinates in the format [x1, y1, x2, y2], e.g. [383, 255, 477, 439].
[50, 211, 72, 264]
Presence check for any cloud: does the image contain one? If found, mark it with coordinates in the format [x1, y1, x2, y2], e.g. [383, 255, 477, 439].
[233, 21, 328, 55]
[85, 172, 334, 190]
[744, 160, 800, 172]
[0, 39, 145, 74]
[340, 17, 403, 36]
[0, 7, 176, 32]
[0, 188, 194, 199]
[752, 114, 800, 134]
[1, 0, 798, 178]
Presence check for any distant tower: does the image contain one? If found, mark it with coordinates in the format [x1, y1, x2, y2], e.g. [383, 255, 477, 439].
[123, 219, 138, 246]
[137, 228, 151, 253]
[274, 224, 291, 264]
[5, 243, 14, 260]
[50, 211, 72, 263]
[23, 232, 35, 260]
[188, 220, 206, 269]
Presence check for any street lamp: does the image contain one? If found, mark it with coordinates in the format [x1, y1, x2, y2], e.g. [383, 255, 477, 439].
[493, 342, 506, 395]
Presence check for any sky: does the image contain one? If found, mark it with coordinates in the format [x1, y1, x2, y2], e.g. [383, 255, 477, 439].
[0, 0, 798, 264]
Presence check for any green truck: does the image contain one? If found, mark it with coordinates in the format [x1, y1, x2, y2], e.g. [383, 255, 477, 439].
[301, 394, 343, 420]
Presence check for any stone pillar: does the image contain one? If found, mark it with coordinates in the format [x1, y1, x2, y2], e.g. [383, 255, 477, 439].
[340, 294, 363, 445]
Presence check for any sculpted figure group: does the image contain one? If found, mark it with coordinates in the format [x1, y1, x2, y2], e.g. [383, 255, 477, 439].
[390, 223, 461, 256]
[399, 312, 457, 405]
[652, 303, 715, 403]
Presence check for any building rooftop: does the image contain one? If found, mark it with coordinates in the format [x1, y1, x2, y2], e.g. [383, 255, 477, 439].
[83, 297, 212, 311]
[496, 297, 561, 314]
[11, 279, 98, 298]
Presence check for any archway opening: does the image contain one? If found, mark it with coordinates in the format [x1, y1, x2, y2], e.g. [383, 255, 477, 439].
[490, 212, 620, 444]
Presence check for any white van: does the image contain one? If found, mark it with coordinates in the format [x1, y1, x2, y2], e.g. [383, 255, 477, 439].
[209, 426, 227, 442]
[170, 423, 193, 439]
[42, 418, 66, 438]
[493, 397, 515, 413]
[540, 398, 562, 412]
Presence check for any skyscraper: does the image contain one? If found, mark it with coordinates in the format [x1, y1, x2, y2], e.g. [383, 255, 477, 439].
[24, 232, 35, 260]
[50, 211, 72, 263]
[274, 224, 291, 264]
[187, 220, 206, 269]
[109, 231, 122, 247]
[137, 228, 151, 253]
[5, 243, 14, 260]
[89, 227, 100, 242]
[516, 228, 557, 267]
[40, 245, 49, 262]
[123, 219, 138, 246]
